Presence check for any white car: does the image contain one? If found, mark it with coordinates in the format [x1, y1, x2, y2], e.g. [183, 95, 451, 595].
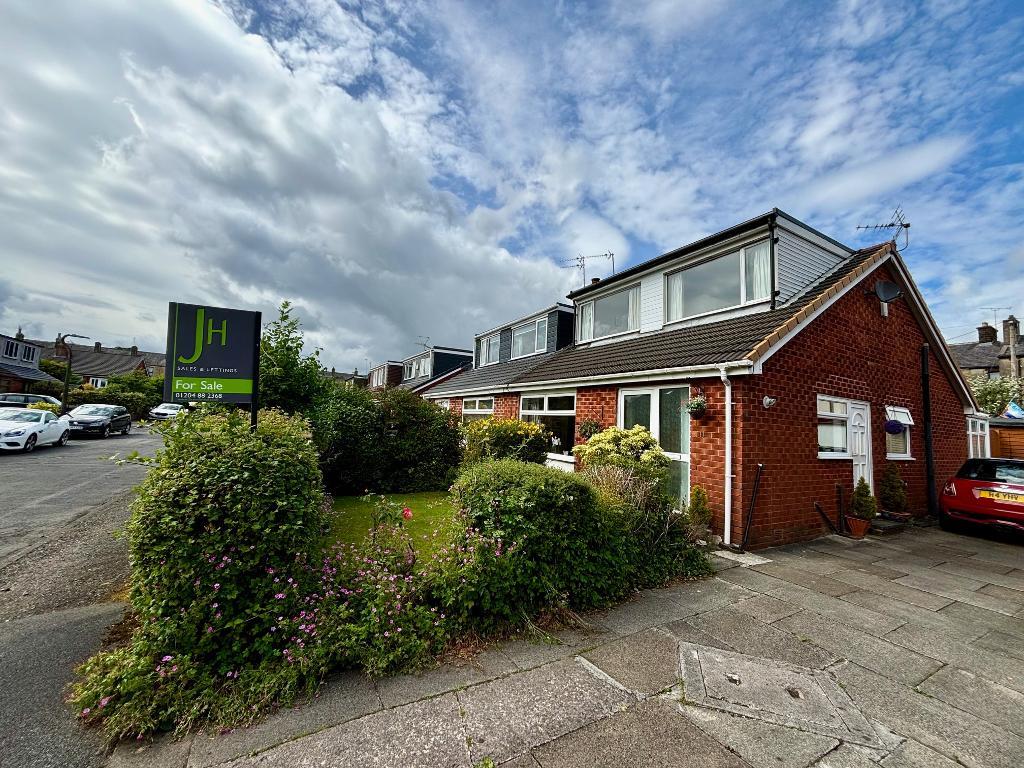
[148, 402, 186, 420]
[0, 407, 70, 452]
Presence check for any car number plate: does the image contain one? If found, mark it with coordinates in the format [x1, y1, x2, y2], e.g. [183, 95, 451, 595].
[979, 490, 1024, 503]
[71, 425, 82, 430]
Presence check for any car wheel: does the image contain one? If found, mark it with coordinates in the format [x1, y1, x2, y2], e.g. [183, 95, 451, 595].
[58, 430, 70, 446]
[23, 434, 37, 453]
[122, 421, 131, 435]
[102, 425, 111, 439]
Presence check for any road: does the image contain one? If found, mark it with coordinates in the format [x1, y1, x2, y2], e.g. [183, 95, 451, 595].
[0, 428, 160, 567]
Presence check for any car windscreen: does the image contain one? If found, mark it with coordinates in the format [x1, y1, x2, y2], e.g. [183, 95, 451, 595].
[72, 406, 115, 416]
[958, 459, 1024, 484]
[0, 411, 43, 423]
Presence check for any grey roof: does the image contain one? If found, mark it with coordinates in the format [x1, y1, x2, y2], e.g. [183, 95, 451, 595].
[427, 352, 558, 396]
[33, 341, 149, 377]
[948, 341, 1024, 370]
[396, 364, 472, 393]
[516, 244, 884, 384]
[0, 361, 59, 383]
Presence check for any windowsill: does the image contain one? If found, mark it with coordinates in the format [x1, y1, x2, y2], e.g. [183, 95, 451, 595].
[886, 455, 915, 461]
[818, 453, 851, 460]
[510, 349, 547, 361]
[578, 327, 639, 345]
[545, 452, 575, 463]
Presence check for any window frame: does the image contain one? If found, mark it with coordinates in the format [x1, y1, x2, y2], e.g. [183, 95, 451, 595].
[462, 397, 494, 415]
[817, 395, 851, 459]
[520, 391, 576, 457]
[20, 345, 37, 363]
[664, 239, 773, 325]
[511, 317, 548, 359]
[577, 283, 641, 342]
[477, 334, 500, 366]
[2, 340, 17, 359]
[967, 417, 990, 459]
[884, 405, 915, 460]
[88, 377, 108, 388]
[617, 386, 691, 508]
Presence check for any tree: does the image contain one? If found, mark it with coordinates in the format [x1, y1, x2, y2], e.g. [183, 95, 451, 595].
[967, 373, 1024, 416]
[258, 301, 328, 413]
[37, 358, 81, 395]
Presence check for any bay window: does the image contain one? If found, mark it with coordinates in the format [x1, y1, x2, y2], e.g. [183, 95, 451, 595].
[578, 285, 640, 341]
[512, 317, 548, 358]
[520, 392, 576, 455]
[666, 239, 772, 323]
[477, 334, 500, 366]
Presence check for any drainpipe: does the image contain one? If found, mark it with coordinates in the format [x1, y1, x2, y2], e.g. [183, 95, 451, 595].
[719, 365, 733, 546]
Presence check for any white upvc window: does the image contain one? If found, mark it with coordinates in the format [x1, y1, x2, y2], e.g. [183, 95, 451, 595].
[369, 368, 384, 387]
[462, 397, 494, 423]
[618, 386, 691, 510]
[967, 417, 990, 458]
[817, 396, 850, 457]
[2, 340, 16, 358]
[21, 345, 37, 363]
[520, 392, 576, 456]
[88, 377, 108, 388]
[477, 334, 500, 366]
[511, 317, 548, 358]
[884, 406, 915, 460]
[665, 239, 772, 323]
[437, 399, 451, 411]
[578, 284, 640, 342]
[403, 356, 431, 380]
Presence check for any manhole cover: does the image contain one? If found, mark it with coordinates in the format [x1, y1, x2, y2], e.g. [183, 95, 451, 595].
[678, 643, 883, 748]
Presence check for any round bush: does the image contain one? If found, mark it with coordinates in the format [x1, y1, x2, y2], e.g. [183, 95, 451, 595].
[463, 417, 550, 464]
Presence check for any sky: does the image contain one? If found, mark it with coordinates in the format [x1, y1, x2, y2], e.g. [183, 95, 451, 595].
[1, 0, 1022, 371]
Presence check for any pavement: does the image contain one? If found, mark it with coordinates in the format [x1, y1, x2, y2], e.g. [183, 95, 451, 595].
[109, 525, 1024, 768]
[0, 428, 161, 768]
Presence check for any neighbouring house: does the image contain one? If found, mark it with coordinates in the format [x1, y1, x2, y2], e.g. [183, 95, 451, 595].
[948, 317, 1024, 380]
[425, 303, 577, 468]
[431, 209, 986, 549]
[35, 339, 149, 388]
[367, 361, 404, 390]
[393, 345, 474, 395]
[323, 367, 368, 389]
[0, 331, 60, 392]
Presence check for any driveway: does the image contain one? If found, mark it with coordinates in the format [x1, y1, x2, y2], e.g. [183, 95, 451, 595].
[115, 525, 1024, 768]
[0, 428, 160, 567]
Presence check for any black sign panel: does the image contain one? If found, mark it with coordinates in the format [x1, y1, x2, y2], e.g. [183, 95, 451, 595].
[164, 303, 261, 405]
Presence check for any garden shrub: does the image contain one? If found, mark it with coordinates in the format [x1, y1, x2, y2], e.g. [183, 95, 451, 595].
[572, 425, 670, 479]
[878, 464, 908, 513]
[850, 477, 878, 520]
[66, 387, 161, 418]
[463, 417, 550, 464]
[27, 401, 60, 414]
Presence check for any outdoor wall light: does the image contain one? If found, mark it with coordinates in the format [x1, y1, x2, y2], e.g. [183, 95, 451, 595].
[763, 395, 778, 409]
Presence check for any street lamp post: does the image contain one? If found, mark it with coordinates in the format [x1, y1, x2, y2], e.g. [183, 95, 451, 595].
[57, 332, 89, 414]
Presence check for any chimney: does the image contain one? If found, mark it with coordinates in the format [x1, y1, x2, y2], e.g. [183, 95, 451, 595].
[1003, 316, 1019, 347]
[94, 341, 102, 352]
[590, 277, 600, 285]
[15, 326, 24, 340]
[130, 345, 138, 356]
[977, 322, 998, 344]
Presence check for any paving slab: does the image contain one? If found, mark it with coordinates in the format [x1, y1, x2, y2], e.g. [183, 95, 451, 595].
[750, 562, 859, 597]
[657, 577, 758, 616]
[758, 548, 853, 575]
[932, 558, 1020, 585]
[187, 671, 381, 767]
[530, 698, 747, 768]
[879, 738, 963, 768]
[869, 554, 952, 574]
[108, 738, 193, 768]
[664, 618, 739, 653]
[581, 627, 679, 697]
[803, 539, 892, 564]
[978, 581, 1024, 603]
[828, 569, 953, 610]
[685, 606, 838, 669]
[500, 754, 541, 767]
[716, 565, 794, 594]
[829, 560, 909, 580]
[974, 628, 1024, 661]
[967, 545, 1024, 570]
[885, 622, 1024, 693]
[810, 744, 884, 768]
[594, 593, 693, 636]
[680, 704, 839, 767]
[838, 589, 987, 642]
[376, 647, 517, 708]
[937, 599, 1024, 639]
[230, 692, 468, 768]
[762, 581, 906, 637]
[893, 571, 1021, 615]
[729, 593, 801, 623]
[834, 662, 1024, 768]
[774, 611, 941, 687]
[458, 659, 632, 764]
[917, 665, 1024, 737]
[496, 628, 605, 672]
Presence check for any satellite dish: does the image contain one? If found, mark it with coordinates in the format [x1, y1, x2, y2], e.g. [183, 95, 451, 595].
[873, 280, 903, 303]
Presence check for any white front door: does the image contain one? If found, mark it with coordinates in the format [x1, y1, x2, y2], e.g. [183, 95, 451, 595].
[618, 387, 691, 508]
[848, 401, 872, 490]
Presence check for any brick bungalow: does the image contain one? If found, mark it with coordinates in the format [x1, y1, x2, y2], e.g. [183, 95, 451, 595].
[433, 209, 985, 549]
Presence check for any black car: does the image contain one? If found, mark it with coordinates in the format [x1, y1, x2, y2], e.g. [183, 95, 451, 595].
[62, 404, 132, 438]
[0, 393, 62, 409]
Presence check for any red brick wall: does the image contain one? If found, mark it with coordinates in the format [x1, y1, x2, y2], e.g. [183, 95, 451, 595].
[445, 398, 463, 417]
[493, 393, 519, 419]
[739, 262, 969, 548]
[574, 385, 617, 444]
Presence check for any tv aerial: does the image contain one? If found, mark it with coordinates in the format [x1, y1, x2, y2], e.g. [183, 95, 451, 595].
[559, 251, 615, 286]
[415, 335, 430, 350]
[856, 206, 910, 252]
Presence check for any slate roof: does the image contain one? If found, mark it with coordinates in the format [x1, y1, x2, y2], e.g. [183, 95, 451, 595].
[948, 341, 1024, 370]
[396, 364, 472, 393]
[516, 243, 890, 384]
[0, 361, 59, 383]
[33, 341, 149, 377]
[427, 352, 558, 396]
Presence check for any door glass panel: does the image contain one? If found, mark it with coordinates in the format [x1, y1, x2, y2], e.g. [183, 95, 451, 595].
[622, 393, 651, 430]
[658, 387, 689, 454]
[665, 459, 689, 511]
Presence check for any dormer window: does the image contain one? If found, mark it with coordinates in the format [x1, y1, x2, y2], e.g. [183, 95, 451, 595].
[404, 356, 431, 379]
[578, 285, 640, 342]
[665, 239, 771, 323]
[477, 334, 499, 366]
[21, 345, 37, 363]
[512, 317, 548, 358]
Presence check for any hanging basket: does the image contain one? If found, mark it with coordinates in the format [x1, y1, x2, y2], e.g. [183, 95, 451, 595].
[884, 419, 906, 435]
[687, 397, 707, 418]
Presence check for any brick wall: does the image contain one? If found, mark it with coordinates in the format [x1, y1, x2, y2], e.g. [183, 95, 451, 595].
[446, 398, 463, 417]
[738, 262, 969, 548]
[574, 385, 617, 443]
[493, 393, 519, 419]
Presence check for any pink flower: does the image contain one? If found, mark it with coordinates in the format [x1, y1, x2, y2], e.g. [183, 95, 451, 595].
[275, 593, 286, 600]
[81, 708, 91, 716]
[213, 583, 221, 591]
[402, 508, 413, 520]
[161, 655, 173, 662]
[99, 697, 110, 709]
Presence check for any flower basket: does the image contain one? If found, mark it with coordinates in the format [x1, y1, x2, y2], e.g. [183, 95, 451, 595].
[687, 397, 707, 418]
[884, 419, 906, 435]
[845, 516, 872, 539]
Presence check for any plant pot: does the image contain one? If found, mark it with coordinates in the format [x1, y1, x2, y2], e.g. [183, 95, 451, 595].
[688, 405, 707, 419]
[845, 516, 872, 539]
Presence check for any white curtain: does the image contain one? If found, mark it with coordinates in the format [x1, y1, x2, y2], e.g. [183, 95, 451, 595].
[628, 286, 640, 330]
[666, 272, 683, 322]
[746, 241, 771, 301]
[579, 302, 593, 341]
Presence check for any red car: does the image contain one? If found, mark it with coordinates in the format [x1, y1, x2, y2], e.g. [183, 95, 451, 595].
[940, 458, 1024, 532]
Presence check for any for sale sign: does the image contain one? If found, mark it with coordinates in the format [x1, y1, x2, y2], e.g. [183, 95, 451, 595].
[164, 302, 261, 405]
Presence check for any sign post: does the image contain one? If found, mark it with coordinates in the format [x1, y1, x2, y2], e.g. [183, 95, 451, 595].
[164, 302, 262, 425]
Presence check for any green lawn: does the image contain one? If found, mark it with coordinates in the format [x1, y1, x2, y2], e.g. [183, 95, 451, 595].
[329, 491, 456, 559]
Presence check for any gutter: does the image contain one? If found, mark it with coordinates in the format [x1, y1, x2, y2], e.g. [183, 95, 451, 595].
[719, 365, 734, 546]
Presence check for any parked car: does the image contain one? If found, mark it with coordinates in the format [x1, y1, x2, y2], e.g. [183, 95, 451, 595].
[60, 404, 132, 438]
[940, 458, 1024, 533]
[148, 402, 186, 420]
[0, 407, 70, 452]
[0, 393, 62, 409]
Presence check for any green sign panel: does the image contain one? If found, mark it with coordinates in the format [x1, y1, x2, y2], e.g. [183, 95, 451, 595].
[164, 303, 261, 405]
